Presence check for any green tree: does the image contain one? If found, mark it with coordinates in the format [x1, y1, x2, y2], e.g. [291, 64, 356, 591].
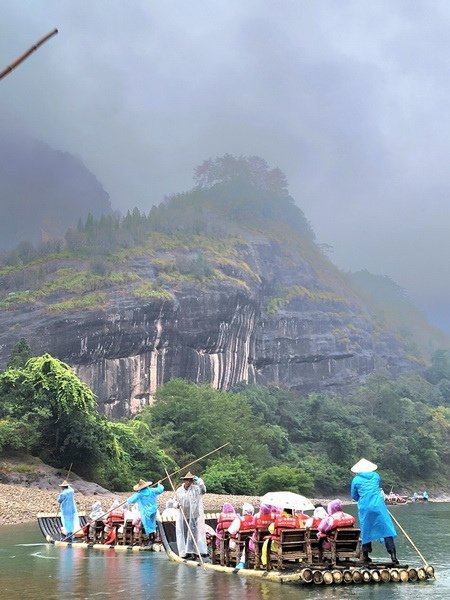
[0, 353, 99, 473]
[257, 465, 314, 495]
[7, 338, 32, 369]
[146, 379, 273, 467]
[426, 349, 450, 384]
[202, 456, 258, 494]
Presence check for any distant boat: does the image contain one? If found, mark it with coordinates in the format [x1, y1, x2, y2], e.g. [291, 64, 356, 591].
[411, 492, 429, 503]
[384, 492, 409, 505]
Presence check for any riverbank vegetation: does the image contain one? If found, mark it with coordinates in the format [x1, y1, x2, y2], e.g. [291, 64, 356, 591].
[1, 342, 449, 495]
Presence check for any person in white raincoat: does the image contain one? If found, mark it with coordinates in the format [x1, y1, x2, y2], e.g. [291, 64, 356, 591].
[57, 480, 80, 540]
[175, 471, 207, 558]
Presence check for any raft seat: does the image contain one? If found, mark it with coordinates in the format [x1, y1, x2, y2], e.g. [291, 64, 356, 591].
[322, 527, 362, 565]
[228, 528, 254, 567]
[267, 528, 308, 571]
[246, 528, 270, 569]
[215, 529, 256, 567]
[92, 520, 105, 543]
[306, 528, 321, 563]
[123, 519, 134, 546]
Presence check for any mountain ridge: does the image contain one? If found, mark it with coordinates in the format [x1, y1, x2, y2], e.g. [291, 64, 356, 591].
[2, 170, 448, 416]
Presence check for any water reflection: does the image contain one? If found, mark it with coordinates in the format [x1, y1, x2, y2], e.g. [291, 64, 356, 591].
[0, 503, 449, 600]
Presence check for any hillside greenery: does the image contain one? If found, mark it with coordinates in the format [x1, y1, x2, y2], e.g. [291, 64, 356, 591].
[349, 270, 450, 359]
[1, 343, 449, 494]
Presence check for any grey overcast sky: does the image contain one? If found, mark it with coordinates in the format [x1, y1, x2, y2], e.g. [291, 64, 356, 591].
[1, 1, 450, 332]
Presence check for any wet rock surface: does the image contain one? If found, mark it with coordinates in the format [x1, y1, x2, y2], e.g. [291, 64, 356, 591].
[0, 238, 421, 418]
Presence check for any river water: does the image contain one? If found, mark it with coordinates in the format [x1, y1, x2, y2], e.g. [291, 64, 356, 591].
[0, 502, 448, 600]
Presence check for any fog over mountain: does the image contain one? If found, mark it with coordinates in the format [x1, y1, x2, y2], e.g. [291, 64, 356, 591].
[1, 1, 450, 335]
[0, 130, 112, 249]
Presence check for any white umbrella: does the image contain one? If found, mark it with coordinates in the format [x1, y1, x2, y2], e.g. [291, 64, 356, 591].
[260, 491, 315, 512]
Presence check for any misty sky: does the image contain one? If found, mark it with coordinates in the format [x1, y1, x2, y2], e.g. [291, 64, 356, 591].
[1, 1, 450, 332]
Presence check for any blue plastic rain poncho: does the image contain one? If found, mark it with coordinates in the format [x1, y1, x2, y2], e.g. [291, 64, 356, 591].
[351, 471, 397, 544]
[58, 486, 80, 538]
[127, 484, 164, 534]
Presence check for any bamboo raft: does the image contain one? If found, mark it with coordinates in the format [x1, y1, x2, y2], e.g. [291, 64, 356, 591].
[156, 513, 435, 585]
[37, 512, 155, 552]
[38, 512, 435, 584]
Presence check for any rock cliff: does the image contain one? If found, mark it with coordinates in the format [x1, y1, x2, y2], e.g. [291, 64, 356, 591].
[0, 230, 422, 418]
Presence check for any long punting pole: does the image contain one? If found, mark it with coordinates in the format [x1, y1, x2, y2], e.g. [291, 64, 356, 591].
[162, 443, 230, 483]
[59, 442, 229, 542]
[0, 28, 58, 81]
[388, 509, 430, 567]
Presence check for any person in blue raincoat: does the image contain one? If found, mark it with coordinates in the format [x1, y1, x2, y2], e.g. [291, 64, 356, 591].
[58, 480, 80, 541]
[127, 478, 164, 539]
[350, 458, 399, 564]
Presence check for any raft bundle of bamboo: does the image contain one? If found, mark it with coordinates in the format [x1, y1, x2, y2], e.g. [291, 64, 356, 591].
[295, 565, 434, 584]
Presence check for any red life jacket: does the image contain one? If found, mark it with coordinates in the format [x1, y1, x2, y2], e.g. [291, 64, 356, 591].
[216, 512, 236, 533]
[310, 517, 323, 528]
[329, 511, 355, 529]
[253, 514, 273, 530]
[273, 515, 299, 537]
[239, 514, 255, 531]
[107, 508, 124, 523]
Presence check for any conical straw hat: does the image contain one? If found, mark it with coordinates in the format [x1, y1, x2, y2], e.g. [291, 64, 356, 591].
[351, 458, 378, 473]
[59, 480, 70, 487]
[133, 478, 153, 491]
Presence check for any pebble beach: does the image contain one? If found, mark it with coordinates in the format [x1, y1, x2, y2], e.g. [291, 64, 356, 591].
[0, 482, 273, 526]
[1, 457, 447, 527]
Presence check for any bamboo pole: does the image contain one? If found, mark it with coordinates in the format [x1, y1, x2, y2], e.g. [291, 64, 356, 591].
[163, 443, 230, 483]
[0, 29, 58, 81]
[388, 509, 430, 567]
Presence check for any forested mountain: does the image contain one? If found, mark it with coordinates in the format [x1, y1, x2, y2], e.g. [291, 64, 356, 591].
[0, 129, 112, 251]
[1, 154, 449, 494]
[0, 155, 448, 417]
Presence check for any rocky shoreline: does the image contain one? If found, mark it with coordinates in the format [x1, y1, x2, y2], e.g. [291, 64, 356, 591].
[1, 457, 448, 527]
[1, 481, 449, 528]
[0, 482, 333, 526]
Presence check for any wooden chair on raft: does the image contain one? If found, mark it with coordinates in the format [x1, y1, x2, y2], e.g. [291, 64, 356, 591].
[84, 520, 105, 544]
[246, 528, 271, 569]
[210, 531, 231, 566]
[229, 528, 254, 567]
[266, 528, 308, 571]
[122, 520, 135, 546]
[305, 527, 321, 563]
[317, 527, 362, 566]
[213, 528, 269, 569]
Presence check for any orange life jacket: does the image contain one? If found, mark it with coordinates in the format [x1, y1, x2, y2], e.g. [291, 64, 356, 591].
[296, 512, 308, 527]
